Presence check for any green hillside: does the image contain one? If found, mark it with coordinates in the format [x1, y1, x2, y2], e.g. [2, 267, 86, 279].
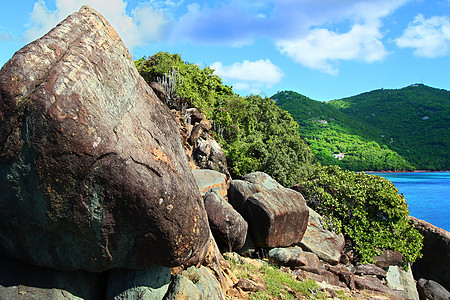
[274, 84, 450, 171]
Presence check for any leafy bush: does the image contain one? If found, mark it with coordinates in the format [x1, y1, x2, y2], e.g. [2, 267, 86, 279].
[136, 53, 314, 186]
[295, 165, 423, 263]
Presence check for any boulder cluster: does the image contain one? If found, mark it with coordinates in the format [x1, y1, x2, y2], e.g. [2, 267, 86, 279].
[0, 5, 449, 300]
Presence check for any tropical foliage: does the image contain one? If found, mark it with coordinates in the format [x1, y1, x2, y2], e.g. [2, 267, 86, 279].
[274, 85, 450, 171]
[295, 165, 423, 263]
[136, 53, 314, 186]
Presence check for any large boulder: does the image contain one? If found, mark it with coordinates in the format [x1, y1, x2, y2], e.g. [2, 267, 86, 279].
[299, 207, 345, 265]
[193, 169, 228, 198]
[0, 6, 209, 272]
[228, 172, 309, 248]
[203, 189, 248, 251]
[417, 278, 450, 300]
[0, 251, 102, 300]
[193, 137, 230, 177]
[107, 266, 172, 299]
[386, 265, 419, 300]
[410, 216, 450, 291]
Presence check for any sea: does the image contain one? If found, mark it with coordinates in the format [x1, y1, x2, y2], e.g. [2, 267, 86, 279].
[373, 172, 450, 232]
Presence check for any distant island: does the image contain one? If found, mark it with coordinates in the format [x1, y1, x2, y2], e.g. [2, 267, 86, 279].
[273, 84, 450, 172]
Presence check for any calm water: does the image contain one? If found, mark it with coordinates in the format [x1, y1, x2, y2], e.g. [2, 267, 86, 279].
[373, 172, 450, 232]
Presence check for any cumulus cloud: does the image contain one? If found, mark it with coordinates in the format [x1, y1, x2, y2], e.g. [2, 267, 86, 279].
[396, 14, 450, 57]
[276, 21, 389, 75]
[25, 0, 171, 50]
[169, 0, 407, 74]
[211, 59, 284, 92]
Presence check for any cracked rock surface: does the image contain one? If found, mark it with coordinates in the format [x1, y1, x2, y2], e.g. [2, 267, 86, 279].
[0, 5, 209, 272]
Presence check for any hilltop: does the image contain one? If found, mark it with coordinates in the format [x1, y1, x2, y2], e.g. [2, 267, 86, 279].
[273, 84, 450, 171]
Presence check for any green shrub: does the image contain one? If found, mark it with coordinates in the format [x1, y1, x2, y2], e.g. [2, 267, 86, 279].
[295, 165, 423, 263]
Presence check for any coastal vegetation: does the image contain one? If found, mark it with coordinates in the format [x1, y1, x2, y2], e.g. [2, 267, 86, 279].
[136, 53, 314, 187]
[274, 85, 450, 171]
[135, 52, 423, 264]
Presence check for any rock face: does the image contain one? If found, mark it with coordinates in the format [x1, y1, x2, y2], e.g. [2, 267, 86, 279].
[203, 189, 248, 251]
[107, 266, 172, 299]
[0, 251, 102, 300]
[193, 137, 230, 177]
[386, 265, 419, 300]
[410, 217, 450, 291]
[417, 278, 450, 300]
[0, 6, 209, 272]
[228, 172, 309, 248]
[299, 208, 345, 265]
[193, 169, 229, 198]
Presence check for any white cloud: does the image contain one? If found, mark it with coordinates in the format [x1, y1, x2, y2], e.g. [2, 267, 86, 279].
[211, 59, 284, 91]
[276, 21, 389, 75]
[396, 14, 450, 57]
[25, 0, 171, 50]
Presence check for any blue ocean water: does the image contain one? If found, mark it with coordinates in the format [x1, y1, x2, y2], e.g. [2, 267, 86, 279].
[374, 172, 450, 232]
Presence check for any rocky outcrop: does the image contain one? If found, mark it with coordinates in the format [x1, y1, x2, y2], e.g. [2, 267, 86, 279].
[417, 278, 450, 300]
[204, 190, 248, 251]
[166, 266, 226, 300]
[373, 250, 403, 269]
[0, 251, 102, 300]
[193, 137, 230, 177]
[193, 169, 229, 198]
[107, 266, 172, 299]
[228, 172, 309, 248]
[0, 5, 209, 272]
[410, 216, 450, 291]
[299, 207, 345, 265]
[386, 265, 419, 300]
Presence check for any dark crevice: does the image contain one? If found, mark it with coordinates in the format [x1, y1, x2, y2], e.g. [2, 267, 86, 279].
[130, 156, 162, 178]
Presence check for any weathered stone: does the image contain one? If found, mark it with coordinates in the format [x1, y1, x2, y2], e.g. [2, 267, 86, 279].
[204, 190, 248, 251]
[268, 248, 292, 266]
[373, 250, 403, 269]
[417, 278, 450, 300]
[180, 266, 226, 300]
[410, 216, 450, 291]
[0, 6, 209, 271]
[228, 172, 309, 248]
[386, 265, 419, 300]
[355, 263, 387, 278]
[287, 248, 322, 271]
[299, 207, 345, 265]
[149, 81, 166, 102]
[326, 265, 355, 290]
[354, 275, 391, 294]
[164, 275, 202, 300]
[193, 137, 230, 177]
[235, 278, 265, 292]
[107, 266, 171, 300]
[193, 169, 228, 198]
[185, 107, 204, 124]
[0, 251, 102, 300]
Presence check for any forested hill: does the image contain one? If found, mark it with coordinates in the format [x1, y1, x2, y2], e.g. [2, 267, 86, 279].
[273, 84, 450, 171]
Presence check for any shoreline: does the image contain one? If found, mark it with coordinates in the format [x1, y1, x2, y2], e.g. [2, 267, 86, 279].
[364, 170, 450, 174]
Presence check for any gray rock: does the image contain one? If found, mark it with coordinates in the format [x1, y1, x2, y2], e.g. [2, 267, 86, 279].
[163, 275, 202, 300]
[107, 266, 172, 300]
[418, 278, 450, 300]
[165, 266, 225, 300]
[354, 275, 391, 294]
[386, 265, 419, 300]
[299, 207, 345, 265]
[204, 189, 248, 251]
[193, 137, 230, 177]
[193, 169, 228, 198]
[0, 251, 102, 300]
[410, 216, 450, 291]
[373, 250, 403, 269]
[229, 172, 309, 248]
[268, 248, 292, 266]
[0, 5, 209, 271]
[355, 263, 387, 278]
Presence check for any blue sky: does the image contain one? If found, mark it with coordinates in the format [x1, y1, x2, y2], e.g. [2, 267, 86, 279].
[1, 0, 449, 101]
